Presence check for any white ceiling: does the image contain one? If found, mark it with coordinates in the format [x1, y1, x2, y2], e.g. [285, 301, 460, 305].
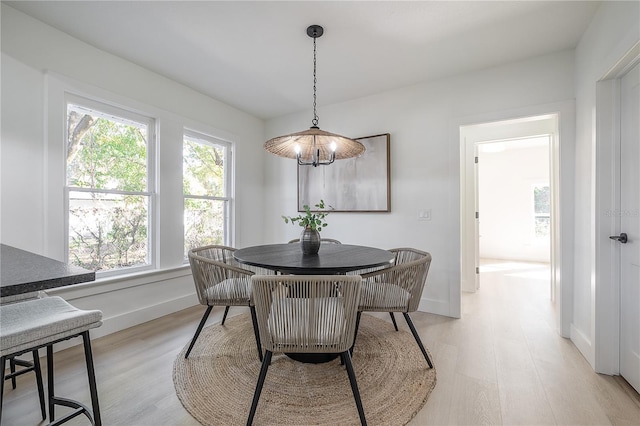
[6, 1, 600, 120]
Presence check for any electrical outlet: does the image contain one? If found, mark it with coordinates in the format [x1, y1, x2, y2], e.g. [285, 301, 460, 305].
[417, 209, 431, 221]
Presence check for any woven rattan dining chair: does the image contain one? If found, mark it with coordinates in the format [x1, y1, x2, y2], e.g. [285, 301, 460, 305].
[352, 248, 433, 368]
[186, 245, 273, 360]
[287, 238, 342, 244]
[247, 275, 367, 426]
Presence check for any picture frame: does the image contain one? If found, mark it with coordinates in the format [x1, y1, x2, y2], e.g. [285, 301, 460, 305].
[297, 133, 390, 212]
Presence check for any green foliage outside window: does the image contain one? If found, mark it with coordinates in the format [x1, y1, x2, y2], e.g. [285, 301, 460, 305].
[67, 106, 149, 271]
[183, 137, 227, 256]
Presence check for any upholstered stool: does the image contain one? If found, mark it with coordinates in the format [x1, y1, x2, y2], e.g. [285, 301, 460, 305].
[1, 291, 48, 421]
[0, 296, 103, 425]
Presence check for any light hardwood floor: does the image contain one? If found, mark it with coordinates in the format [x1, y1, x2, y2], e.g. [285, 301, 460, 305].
[3, 261, 640, 425]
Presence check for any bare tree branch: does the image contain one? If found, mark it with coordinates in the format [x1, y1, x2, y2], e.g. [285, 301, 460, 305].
[67, 111, 95, 163]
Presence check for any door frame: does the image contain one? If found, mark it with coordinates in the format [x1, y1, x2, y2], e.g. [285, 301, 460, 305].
[594, 42, 640, 375]
[458, 101, 575, 336]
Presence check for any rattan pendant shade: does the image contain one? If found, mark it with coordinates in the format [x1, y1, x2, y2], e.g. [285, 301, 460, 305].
[264, 127, 365, 161]
[264, 25, 365, 166]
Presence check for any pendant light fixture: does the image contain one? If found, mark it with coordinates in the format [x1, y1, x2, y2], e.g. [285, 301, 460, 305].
[264, 25, 365, 167]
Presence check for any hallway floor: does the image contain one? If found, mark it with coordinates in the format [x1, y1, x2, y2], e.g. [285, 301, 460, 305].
[412, 260, 640, 425]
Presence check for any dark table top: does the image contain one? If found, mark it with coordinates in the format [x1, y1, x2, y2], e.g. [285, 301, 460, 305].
[0, 244, 96, 297]
[233, 243, 394, 275]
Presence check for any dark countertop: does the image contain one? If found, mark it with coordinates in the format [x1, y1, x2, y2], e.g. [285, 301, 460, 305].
[1, 244, 96, 297]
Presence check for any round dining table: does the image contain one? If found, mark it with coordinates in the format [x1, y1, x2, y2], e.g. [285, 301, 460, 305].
[234, 243, 394, 363]
[233, 243, 394, 275]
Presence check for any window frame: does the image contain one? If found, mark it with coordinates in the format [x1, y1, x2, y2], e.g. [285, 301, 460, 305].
[532, 182, 550, 239]
[64, 93, 157, 277]
[182, 129, 233, 260]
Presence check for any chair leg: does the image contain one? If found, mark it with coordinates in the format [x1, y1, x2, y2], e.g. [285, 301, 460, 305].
[247, 350, 272, 426]
[45, 335, 101, 426]
[221, 306, 230, 325]
[402, 313, 433, 368]
[0, 356, 6, 424]
[350, 311, 362, 356]
[185, 306, 213, 359]
[32, 350, 46, 421]
[47, 345, 55, 422]
[1, 353, 47, 421]
[82, 331, 102, 426]
[389, 312, 399, 331]
[9, 357, 17, 389]
[249, 306, 263, 362]
[342, 351, 367, 426]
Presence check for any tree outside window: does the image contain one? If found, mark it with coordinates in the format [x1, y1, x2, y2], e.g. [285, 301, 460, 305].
[533, 184, 550, 238]
[183, 132, 230, 257]
[66, 100, 153, 273]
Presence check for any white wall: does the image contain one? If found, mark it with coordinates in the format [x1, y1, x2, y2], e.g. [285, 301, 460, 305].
[479, 143, 551, 262]
[0, 4, 267, 340]
[571, 1, 640, 369]
[264, 49, 576, 318]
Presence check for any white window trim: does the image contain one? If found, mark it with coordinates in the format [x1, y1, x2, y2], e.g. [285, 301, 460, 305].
[532, 183, 551, 239]
[64, 93, 158, 277]
[183, 129, 234, 260]
[45, 71, 239, 286]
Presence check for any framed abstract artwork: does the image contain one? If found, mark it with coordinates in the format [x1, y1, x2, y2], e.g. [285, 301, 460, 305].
[297, 133, 390, 212]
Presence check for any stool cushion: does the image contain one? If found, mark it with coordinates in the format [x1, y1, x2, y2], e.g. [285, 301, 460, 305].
[0, 296, 102, 357]
[0, 290, 48, 305]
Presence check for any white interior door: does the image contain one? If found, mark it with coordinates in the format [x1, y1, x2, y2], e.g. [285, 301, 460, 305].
[619, 61, 640, 392]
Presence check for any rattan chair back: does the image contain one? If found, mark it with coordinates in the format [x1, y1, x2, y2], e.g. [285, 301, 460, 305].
[360, 248, 431, 313]
[188, 245, 253, 307]
[251, 275, 362, 354]
[287, 238, 342, 244]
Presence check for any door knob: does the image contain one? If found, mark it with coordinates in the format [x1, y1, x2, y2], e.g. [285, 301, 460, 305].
[609, 233, 628, 244]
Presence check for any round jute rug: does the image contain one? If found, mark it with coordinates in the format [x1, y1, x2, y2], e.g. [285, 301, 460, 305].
[173, 313, 436, 426]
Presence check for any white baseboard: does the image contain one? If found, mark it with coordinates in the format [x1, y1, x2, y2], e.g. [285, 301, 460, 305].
[52, 293, 198, 352]
[418, 297, 453, 317]
[570, 323, 595, 368]
[93, 293, 198, 339]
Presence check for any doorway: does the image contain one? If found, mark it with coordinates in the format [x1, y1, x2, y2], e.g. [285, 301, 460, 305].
[477, 136, 551, 295]
[460, 113, 562, 331]
[477, 136, 551, 266]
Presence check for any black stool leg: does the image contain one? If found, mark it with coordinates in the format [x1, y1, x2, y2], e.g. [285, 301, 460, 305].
[247, 350, 272, 426]
[342, 350, 367, 426]
[9, 358, 17, 389]
[47, 345, 55, 422]
[402, 313, 433, 368]
[249, 306, 263, 362]
[0, 355, 6, 424]
[82, 331, 101, 426]
[1, 353, 46, 422]
[185, 306, 213, 359]
[221, 306, 230, 325]
[45, 334, 101, 426]
[32, 350, 46, 421]
[389, 312, 399, 331]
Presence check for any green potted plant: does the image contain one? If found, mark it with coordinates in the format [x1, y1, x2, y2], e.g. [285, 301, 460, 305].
[283, 200, 333, 254]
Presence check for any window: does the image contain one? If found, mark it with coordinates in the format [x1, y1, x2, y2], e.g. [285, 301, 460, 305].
[65, 96, 155, 275]
[183, 131, 231, 257]
[533, 184, 550, 237]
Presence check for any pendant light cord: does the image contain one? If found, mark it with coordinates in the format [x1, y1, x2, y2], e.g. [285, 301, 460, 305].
[312, 35, 319, 128]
